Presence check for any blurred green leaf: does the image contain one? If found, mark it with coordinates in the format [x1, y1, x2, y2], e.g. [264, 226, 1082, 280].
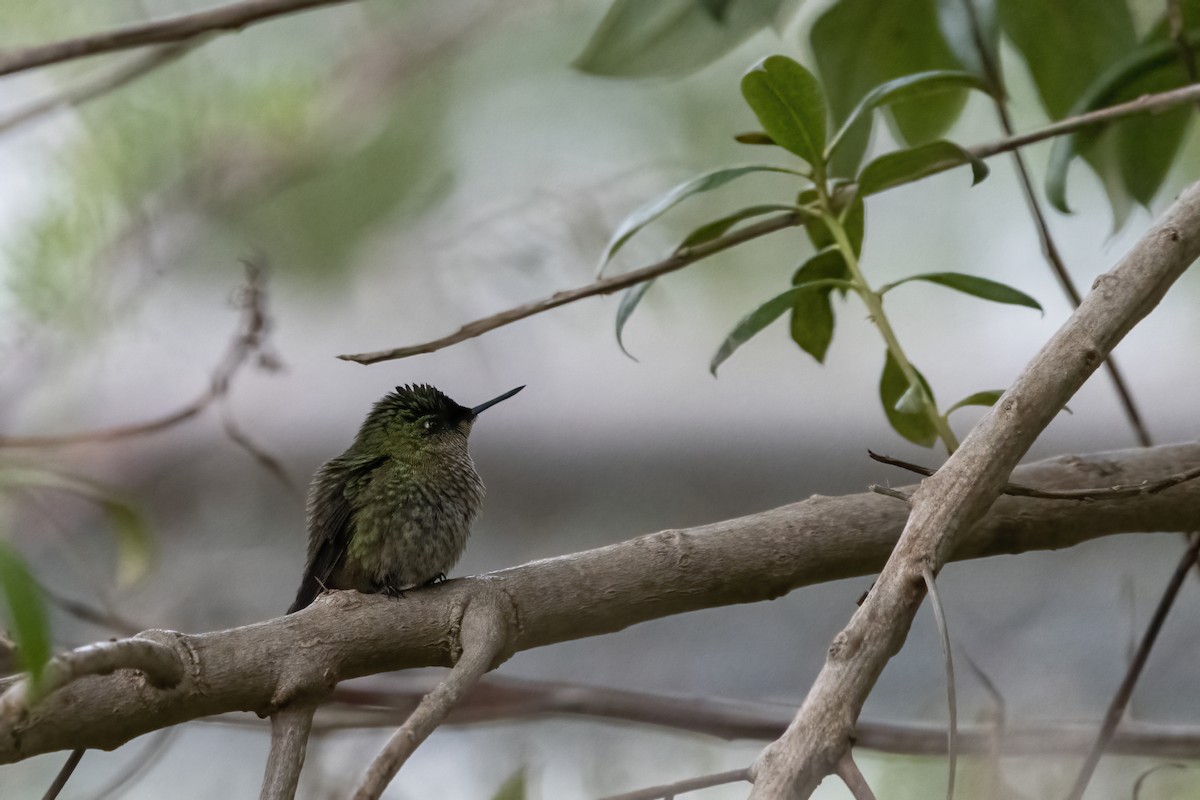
[880, 350, 939, 447]
[491, 768, 527, 800]
[857, 140, 988, 196]
[615, 279, 656, 360]
[790, 248, 852, 362]
[936, 0, 1000, 82]
[735, 131, 777, 145]
[574, 0, 782, 78]
[946, 389, 1002, 415]
[710, 278, 856, 374]
[880, 272, 1041, 311]
[677, 204, 799, 249]
[740, 55, 828, 168]
[0, 541, 51, 691]
[829, 70, 993, 158]
[597, 165, 802, 275]
[812, 0, 968, 177]
[1045, 33, 1198, 212]
[0, 468, 153, 588]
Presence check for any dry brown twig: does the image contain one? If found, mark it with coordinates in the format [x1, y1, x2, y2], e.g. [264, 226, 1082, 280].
[338, 80, 1200, 366]
[747, 181, 1200, 797]
[869, 450, 1200, 501]
[600, 768, 751, 800]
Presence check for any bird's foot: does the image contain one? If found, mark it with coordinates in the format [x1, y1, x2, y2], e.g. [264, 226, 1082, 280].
[421, 572, 448, 587]
[382, 582, 406, 599]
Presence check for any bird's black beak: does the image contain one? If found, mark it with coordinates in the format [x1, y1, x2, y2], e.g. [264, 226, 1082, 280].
[470, 385, 524, 417]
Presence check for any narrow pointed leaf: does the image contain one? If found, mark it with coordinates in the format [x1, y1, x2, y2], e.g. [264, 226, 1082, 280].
[936, 0, 1000, 82]
[615, 279, 656, 360]
[710, 278, 856, 375]
[741, 55, 827, 168]
[946, 389, 1003, 415]
[735, 131, 776, 145]
[678, 204, 800, 249]
[573, 0, 782, 78]
[880, 350, 939, 447]
[858, 140, 988, 196]
[790, 248, 851, 362]
[0, 541, 51, 691]
[881, 272, 1041, 311]
[1044, 33, 1198, 213]
[597, 164, 802, 275]
[829, 70, 993, 158]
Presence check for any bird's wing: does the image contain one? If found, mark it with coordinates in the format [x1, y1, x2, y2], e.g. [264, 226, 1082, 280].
[287, 455, 387, 614]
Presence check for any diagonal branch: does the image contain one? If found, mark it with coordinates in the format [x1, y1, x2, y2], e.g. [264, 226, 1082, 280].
[748, 181, 1200, 798]
[0, 0, 356, 78]
[338, 81, 1200, 366]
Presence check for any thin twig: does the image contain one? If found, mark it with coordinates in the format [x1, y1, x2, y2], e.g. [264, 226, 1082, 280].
[600, 768, 751, 800]
[338, 81, 1200, 366]
[868, 485, 913, 503]
[350, 606, 509, 800]
[1064, 532, 1200, 800]
[92, 727, 177, 800]
[38, 584, 142, 637]
[1132, 763, 1186, 800]
[0, 260, 279, 449]
[834, 752, 876, 800]
[0, 40, 204, 136]
[922, 564, 957, 800]
[338, 210, 806, 363]
[0, 0, 356, 78]
[41, 748, 84, 800]
[868, 450, 1200, 500]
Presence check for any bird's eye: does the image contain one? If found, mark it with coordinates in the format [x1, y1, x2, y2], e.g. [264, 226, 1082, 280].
[423, 419, 433, 430]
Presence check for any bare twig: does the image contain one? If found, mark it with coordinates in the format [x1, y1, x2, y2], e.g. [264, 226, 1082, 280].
[92, 728, 177, 800]
[868, 485, 912, 503]
[0, 40, 204, 136]
[350, 604, 511, 800]
[922, 564, 957, 800]
[39, 584, 142, 637]
[1133, 763, 1186, 799]
[834, 753, 876, 800]
[338, 210, 806, 363]
[0, 260, 280, 451]
[41, 748, 84, 800]
[261, 704, 317, 800]
[1064, 532, 1200, 800]
[868, 450, 1200, 500]
[600, 768, 750, 800]
[749, 182, 1200, 798]
[0, 0, 356, 78]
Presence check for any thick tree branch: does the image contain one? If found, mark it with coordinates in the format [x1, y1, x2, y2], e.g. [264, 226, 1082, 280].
[749, 181, 1200, 797]
[0, 443, 1197, 763]
[0, 0, 355, 78]
[338, 82, 1200, 366]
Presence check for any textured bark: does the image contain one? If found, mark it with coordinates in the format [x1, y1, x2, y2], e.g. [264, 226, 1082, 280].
[0, 443, 1197, 763]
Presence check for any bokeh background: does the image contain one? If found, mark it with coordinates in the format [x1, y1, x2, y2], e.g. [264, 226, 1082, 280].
[1, 0, 1199, 797]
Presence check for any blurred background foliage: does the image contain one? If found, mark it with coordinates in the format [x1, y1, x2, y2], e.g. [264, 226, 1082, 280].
[1, 0, 1199, 797]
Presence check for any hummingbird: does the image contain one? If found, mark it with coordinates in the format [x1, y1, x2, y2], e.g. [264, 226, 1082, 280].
[287, 383, 523, 614]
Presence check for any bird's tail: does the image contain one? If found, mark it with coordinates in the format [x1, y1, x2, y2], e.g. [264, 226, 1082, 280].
[287, 571, 322, 614]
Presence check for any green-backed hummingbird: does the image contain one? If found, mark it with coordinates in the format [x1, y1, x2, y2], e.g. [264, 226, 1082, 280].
[288, 384, 523, 614]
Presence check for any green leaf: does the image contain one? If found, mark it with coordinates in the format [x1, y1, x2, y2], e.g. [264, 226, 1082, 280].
[734, 131, 776, 145]
[857, 140, 988, 196]
[880, 272, 1041, 311]
[615, 279, 656, 360]
[710, 278, 857, 374]
[677, 204, 800, 249]
[0, 467, 153, 588]
[790, 248, 851, 362]
[1044, 33, 1199, 213]
[936, 0, 1001, 82]
[946, 389, 1003, 415]
[740, 55, 828, 168]
[0, 541, 51, 690]
[812, 0, 970, 177]
[879, 350, 939, 447]
[828, 70, 993, 158]
[597, 165, 802, 275]
[573, 0, 782, 78]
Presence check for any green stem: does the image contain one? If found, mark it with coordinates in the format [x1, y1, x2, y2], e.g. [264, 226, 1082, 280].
[820, 200, 960, 454]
